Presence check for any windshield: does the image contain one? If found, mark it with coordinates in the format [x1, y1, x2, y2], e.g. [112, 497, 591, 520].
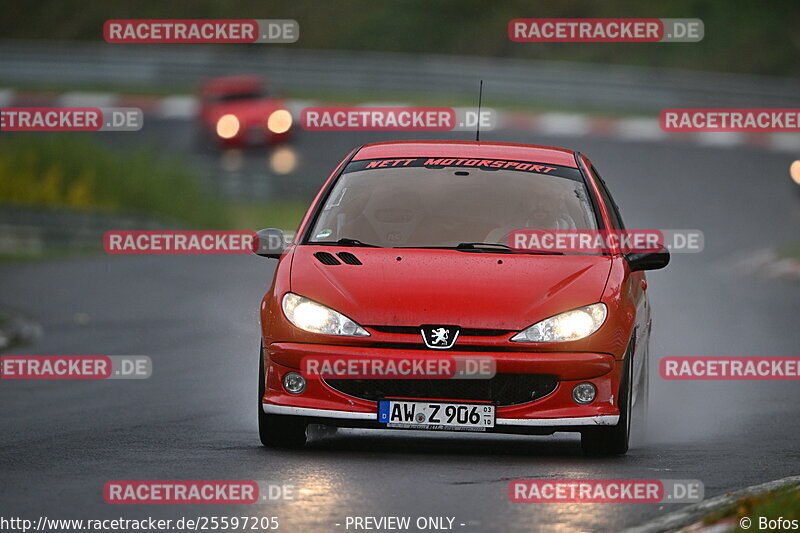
[211, 89, 268, 102]
[306, 157, 599, 248]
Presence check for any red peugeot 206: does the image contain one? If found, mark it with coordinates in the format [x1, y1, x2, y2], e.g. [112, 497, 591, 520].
[199, 75, 293, 146]
[255, 140, 669, 455]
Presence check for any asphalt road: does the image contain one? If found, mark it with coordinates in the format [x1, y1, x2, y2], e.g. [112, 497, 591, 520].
[1, 121, 800, 532]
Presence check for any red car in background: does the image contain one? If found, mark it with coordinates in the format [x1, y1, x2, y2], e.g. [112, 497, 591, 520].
[199, 75, 293, 146]
[253, 140, 669, 455]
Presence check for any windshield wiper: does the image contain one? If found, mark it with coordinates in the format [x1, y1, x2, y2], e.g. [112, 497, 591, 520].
[455, 242, 564, 255]
[456, 242, 513, 251]
[314, 238, 380, 248]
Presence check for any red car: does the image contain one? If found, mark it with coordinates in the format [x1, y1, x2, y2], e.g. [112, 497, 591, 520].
[199, 75, 293, 146]
[255, 140, 669, 455]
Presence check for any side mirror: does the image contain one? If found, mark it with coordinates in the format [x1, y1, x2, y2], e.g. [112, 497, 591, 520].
[254, 228, 287, 259]
[626, 246, 670, 272]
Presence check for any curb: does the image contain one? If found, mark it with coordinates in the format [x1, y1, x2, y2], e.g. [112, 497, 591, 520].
[623, 475, 800, 533]
[727, 248, 800, 281]
[499, 111, 800, 153]
[2, 88, 800, 153]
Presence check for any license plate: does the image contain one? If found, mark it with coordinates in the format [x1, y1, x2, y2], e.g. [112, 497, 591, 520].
[377, 399, 495, 431]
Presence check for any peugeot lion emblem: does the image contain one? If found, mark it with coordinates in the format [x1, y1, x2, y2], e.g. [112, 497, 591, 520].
[420, 325, 460, 349]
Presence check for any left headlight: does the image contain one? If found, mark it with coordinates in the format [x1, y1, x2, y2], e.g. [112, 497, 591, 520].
[511, 303, 607, 343]
[267, 109, 293, 134]
[282, 293, 369, 337]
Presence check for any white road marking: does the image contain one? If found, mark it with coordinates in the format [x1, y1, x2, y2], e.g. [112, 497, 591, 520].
[615, 118, 667, 141]
[57, 92, 118, 107]
[157, 95, 198, 118]
[286, 99, 318, 117]
[536, 112, 591, 136]
[0, 88, 15, 107]
[695, 131, 745, 147]
[768, 133, 800, 152]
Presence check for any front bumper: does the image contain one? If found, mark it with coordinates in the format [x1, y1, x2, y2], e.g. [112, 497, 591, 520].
[262, 403, 618, 428]
[262, 342, 623, 433]
[219, 125, 292, 146]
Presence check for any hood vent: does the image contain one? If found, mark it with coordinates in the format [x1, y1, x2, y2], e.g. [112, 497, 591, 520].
[313, 251, 341, 265]
[337, 252, 362, 265]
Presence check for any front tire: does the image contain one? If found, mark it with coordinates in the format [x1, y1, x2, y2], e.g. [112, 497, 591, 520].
[581, 351, 633, 456]
[258, 344, 307, 448]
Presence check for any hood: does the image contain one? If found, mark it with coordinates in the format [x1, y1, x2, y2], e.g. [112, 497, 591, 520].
[289, 246, 612, 330]
[208, 99, 287, 124]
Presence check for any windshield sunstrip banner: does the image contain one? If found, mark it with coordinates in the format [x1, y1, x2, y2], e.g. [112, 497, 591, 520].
[345, 158, 582, 181]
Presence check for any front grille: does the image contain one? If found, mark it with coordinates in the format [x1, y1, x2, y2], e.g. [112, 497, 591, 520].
[368, 325, 512, 336]
[324, 373, 558, 406]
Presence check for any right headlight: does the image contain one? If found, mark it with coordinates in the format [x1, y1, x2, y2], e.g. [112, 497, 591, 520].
[510, 303, 607, 343]
[282, 293, 369, 337]
[216, 114, 240, 139]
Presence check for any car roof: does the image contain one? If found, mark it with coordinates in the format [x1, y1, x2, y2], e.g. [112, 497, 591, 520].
[354, 140, 578, 168]
[201, 75, 264, 94]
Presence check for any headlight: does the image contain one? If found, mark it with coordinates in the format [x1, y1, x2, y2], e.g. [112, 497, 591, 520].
[511, 303, 607, 342]
[791, 160, 800, 185]
[282, 293, 369, 337]
[267, 109, 292, 134]
[216, 114, 240, 139]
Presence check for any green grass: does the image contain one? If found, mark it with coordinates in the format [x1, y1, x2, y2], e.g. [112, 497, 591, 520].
[287, 88, 651, 116]
[0, 134, 230, 228]
[702, 484, 800, 531]
[0, 135, 309, 262]
[230, 201, 308, 232]
[777, 244, 800, 261]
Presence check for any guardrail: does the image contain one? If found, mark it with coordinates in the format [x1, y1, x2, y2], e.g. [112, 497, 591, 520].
[2, 40, 800, 111]
[0, 205, 175, 253]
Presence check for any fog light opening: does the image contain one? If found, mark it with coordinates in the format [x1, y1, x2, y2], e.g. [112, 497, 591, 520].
[283, 372, 306, 395]
[572, 382, 596, 405]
